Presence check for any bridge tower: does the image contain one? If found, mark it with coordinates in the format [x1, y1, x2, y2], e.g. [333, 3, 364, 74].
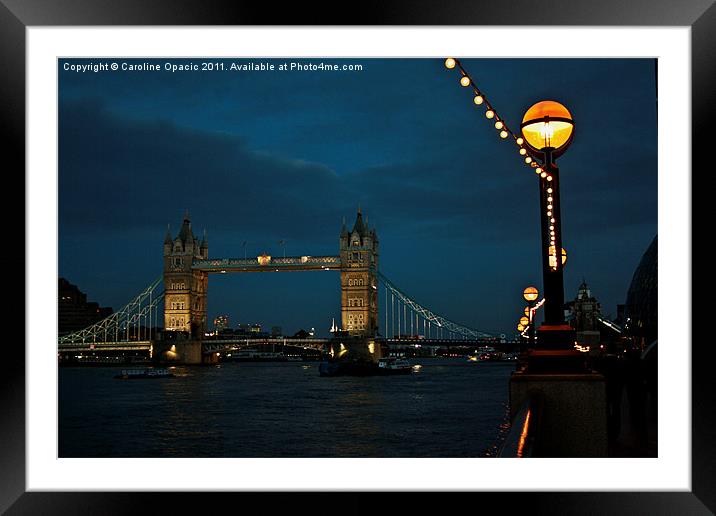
[339, 208, 379, 336]
[163, 211, 208, 338]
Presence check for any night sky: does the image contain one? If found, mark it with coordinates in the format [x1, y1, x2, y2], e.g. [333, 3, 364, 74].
[58, 58, 657, 337]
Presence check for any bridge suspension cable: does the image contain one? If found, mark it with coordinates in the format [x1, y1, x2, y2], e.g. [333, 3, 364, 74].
[58, 276, 164, 346]
[376, 270, 493, 340]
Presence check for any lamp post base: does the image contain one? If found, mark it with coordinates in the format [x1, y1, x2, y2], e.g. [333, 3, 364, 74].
[537, 324, 576, 349]
[509, 371, 607, 456]
[527, 324, 586, 373]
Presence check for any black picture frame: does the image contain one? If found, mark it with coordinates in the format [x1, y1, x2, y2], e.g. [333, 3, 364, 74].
[2, 1, 708, 513]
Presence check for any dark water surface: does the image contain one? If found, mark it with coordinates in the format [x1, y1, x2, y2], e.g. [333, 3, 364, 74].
[59, 358, 514, 457]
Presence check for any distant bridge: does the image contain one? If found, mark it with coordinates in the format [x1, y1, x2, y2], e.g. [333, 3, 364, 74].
[58, 210, 496, 360]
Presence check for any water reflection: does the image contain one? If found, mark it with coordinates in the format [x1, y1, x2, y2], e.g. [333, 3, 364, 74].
[59, 359, 515, 458]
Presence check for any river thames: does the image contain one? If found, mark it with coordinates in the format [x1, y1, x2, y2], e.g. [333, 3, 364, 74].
[59, 358, 515, 458]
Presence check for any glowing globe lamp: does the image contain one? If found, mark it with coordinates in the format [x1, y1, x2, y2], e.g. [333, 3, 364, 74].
[520, 100, 574, 158]
[523, 286, 539, 302]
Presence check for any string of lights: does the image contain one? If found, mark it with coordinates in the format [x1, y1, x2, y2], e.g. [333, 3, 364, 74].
[444, 58, 551, 181]
[445, 58, 566, 272]
[519, 297, 545, 337]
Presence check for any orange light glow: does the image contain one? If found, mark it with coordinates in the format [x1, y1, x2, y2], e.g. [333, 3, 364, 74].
[523, 286, 539, 302]
[517, 409, 531, 458]
[521, 100, 574, 152]
[548, 246, 568, 268]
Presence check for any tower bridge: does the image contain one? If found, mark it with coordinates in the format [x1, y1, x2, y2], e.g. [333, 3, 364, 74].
[163, 208, 379, 340]
[58, 208, 494, 364]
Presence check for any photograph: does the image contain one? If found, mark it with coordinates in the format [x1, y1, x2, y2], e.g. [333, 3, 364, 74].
[0, 3, 706, 509]
[57, 56, 658, 459]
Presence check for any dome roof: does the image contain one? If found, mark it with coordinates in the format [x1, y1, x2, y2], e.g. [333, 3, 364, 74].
[625, 235, 657, 344]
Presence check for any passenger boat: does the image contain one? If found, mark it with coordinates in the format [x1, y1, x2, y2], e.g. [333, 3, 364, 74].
[319, 357, 413, 377]
[114, 368, 175, 379]
[376, 357, 412, 375]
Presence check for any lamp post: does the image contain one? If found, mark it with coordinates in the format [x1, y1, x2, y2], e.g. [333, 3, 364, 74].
[521, 101, 575, 350]
[443, 60, 605, 454]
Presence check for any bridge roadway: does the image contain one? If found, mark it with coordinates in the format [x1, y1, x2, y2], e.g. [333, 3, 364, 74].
[202, 337, 329, 352]
[192, 255, 341, 273]
[57, 340, 153, 352]
[386, 338, 509, 346]
[58, 337, 330, 354]
[59, 337, 514, 354]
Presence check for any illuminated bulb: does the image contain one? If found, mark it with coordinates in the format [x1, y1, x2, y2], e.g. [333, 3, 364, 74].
[445, 58, 457, 69]
[525, 157, 532, 164]
[548, 196, 553, 202]
[495, 121, 504, 130]
[547, 211, 552, 217]
[531, 162, 538, 168]
[473, 95, 484, 105]
[519, 148, 527, 155]
[549, 225, 554, 230]
[486, 110, 495, 119]
[516, 137, 524, 145]
[540, 172, 547, 178]
[550, 231, 555, 236]
[500, 130, 508, 138]
[534, 168, 541, 174]
[460, 76, 471, 87]
[547, 188, 553, 193]
[547, 176, 553, 181]
[547, 204, 553, 210]
[536, 168, 543, 174]
[551, 217, 555, 223]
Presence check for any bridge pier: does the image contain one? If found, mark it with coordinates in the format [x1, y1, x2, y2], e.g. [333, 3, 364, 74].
[327, 335, 384, 363]
[154, 340, 204, 365]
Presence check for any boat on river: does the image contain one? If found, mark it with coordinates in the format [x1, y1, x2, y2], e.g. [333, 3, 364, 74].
[377, 357, 412, 374]
[319, 357, 413, 377]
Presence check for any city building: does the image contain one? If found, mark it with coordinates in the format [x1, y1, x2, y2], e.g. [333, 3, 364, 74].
[213, 315, 229, 333]
[292, 328, 312, 339]
[566, 279, 602, 350]
[232, 323, 268, 338]
[58, 278, 113, 335]
[624, 235, 657, 348]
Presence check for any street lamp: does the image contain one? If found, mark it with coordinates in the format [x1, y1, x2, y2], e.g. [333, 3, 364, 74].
[521, 101, 574, 349]
[522, 286, 539, 302]
[522, 286, 539, 350]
